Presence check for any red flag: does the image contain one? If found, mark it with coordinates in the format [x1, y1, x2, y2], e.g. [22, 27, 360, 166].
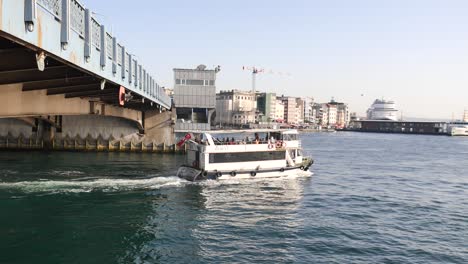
[177, 133, 192, 147]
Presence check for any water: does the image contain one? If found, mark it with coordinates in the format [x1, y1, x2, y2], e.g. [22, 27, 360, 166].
[0, 132, 467, 264]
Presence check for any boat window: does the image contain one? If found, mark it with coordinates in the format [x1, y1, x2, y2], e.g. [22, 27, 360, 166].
[297, 149, 303, 157]
[212, 133, 271, 145]
[283, 134, 297, 141]
[270, 132, 281, 141]
[209, 151, 286, 163]
[289, 149, 296, 159]
[213, 136, 239, 145]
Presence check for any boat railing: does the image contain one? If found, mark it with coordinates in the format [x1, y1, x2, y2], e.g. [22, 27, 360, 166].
[211, 139, 270, 145]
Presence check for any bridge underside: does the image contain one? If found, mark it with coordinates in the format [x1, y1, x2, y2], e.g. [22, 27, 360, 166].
[0, 35, 154, 111]
[0, 0, 176, 151]
[0, 35, 176, 150]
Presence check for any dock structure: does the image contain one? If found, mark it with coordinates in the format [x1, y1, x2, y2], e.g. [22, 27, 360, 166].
[348, 120, 448, 135]
[0, 0, 175, 151]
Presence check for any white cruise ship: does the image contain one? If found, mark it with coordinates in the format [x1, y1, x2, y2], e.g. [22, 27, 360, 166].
[366, 99, 399, 121]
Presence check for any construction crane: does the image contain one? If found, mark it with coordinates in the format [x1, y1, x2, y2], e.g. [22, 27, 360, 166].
[242, 66, 291, 93]
[242, 66, 264, 93]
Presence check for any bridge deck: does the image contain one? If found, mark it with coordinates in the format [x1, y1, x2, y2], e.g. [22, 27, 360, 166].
[0, 0, 171, 110]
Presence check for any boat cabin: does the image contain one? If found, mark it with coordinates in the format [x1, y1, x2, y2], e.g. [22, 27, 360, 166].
[183, 129, 305, 172]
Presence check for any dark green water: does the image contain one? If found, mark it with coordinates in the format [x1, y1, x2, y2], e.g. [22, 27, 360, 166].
[0, 133, 467, 263]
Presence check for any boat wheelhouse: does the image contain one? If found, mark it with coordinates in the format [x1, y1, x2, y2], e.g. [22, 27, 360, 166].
[177, 129, 313, 181]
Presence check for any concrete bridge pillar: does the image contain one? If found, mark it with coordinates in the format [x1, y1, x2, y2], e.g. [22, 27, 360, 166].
[143, 109, 175, 146]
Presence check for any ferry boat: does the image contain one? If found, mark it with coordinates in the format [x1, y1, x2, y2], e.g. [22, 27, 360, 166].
[176, 129, 313, 181]
[366, 99, 399, 121]
[448, 123, 468, 136]
[447, 111, 468, 136]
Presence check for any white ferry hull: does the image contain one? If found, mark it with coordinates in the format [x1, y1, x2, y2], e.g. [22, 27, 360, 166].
[450, 127, 468, 136]
[177, 165, 312, 181]
[176, 129, 314, 182]
[217, 168, 312, 180]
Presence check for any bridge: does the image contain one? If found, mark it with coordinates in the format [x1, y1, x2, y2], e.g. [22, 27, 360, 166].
[0, 0, 175, 151]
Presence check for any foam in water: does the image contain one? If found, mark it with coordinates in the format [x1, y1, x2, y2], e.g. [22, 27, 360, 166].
[0, 176, 188, 194]
[0, 170, 312, 194]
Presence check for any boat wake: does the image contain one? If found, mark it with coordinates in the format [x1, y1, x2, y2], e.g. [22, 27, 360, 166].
[0, 176, 187, 194]
[0, 170, 312, 195]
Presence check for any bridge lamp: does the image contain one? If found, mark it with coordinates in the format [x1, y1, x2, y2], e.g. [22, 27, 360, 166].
[100, 80, 106, 90]
[36, 52, 46, 72]
[26, 22, 34, 32]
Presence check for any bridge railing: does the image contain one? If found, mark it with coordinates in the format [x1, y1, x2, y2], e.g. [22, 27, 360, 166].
[2, 0, 172, 110]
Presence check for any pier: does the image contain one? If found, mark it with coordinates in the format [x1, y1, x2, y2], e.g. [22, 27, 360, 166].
[0, 0, 175, 151]
[348, 120, 449, 135]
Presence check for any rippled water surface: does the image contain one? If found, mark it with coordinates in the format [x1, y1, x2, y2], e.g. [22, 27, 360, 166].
[0, 132, 467, 264]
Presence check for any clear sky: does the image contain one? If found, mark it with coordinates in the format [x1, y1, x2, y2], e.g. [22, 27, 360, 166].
[87, 0, 468, 119]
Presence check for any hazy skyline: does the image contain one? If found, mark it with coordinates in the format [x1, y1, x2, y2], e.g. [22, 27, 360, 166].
[88, 0, 468, 119]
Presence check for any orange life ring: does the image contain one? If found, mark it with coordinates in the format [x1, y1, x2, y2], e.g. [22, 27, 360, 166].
[276, 141, 283, 148]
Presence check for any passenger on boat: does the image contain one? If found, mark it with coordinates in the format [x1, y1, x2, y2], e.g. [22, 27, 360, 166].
[254, 133, 260, 144]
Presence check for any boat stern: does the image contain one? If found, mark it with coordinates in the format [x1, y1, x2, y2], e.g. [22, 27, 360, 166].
[301, 157, 314, 171]
[177, 166, 203, 181]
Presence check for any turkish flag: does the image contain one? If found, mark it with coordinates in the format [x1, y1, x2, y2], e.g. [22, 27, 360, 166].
[177, 133, 192, 147]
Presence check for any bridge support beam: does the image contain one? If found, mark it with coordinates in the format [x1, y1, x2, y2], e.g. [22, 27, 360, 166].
[0, 84, 143, 126]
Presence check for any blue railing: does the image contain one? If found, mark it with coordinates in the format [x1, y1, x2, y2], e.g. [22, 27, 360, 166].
[1, 0, 172, 109]
[37, 0, 62, 20]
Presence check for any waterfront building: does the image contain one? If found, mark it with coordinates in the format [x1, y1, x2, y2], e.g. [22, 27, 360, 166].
[312, 103, 324, 127]
[296, 98, 305, 124]
[328, 99, 350, 129]
[279, 96, 304, 124]
[215, 90, 257, 126]
[367, 99, 399, 121]
[312, 99, 350, 128]
[173, 65, 218, 131]
[350, 112, 360, 121]
[275, 100, 285, 122]
[256, 92, 277, 123]
[326, 103, 338, 127]
[303, 97, 315, 124]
